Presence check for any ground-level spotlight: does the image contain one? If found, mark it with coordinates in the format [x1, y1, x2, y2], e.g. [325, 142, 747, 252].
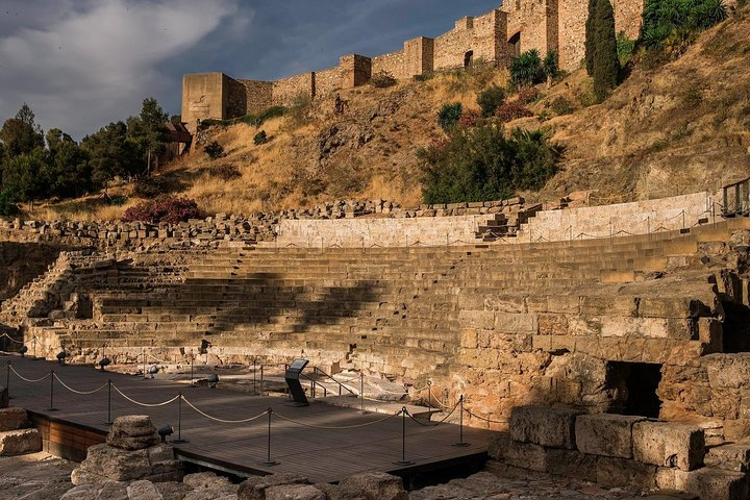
[18, 346, 28, 357]
[157, 425, 174, 443]
[148, 365, 160, 379]
[98, 357, 111, 371]
[207, 374, 219, 389]
[56, 351, 66, 365]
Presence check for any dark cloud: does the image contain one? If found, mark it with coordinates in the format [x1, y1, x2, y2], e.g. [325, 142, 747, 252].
[1, 0, 501, 139]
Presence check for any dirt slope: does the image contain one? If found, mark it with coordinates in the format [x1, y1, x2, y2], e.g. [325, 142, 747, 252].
[30, 5, 750, 220]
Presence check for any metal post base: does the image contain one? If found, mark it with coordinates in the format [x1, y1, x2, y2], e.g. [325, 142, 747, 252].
[452, 442, 470, 447]
[259, 460, 279, 466]
[392, 460, 415, 466]
[171, 439, 189, 444]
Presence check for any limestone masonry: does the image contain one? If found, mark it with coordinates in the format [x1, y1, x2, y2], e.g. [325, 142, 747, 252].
[182, 1, 646, 130]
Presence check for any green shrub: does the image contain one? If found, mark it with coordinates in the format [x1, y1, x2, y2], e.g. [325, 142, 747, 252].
[371, 71, 397, 88]
[617, 32, 637, 65]
[210, 164, 242, 181]
[0, 188, 18, 216]
[204, 141, 225, 159]
[438, 103, 463, 133]
[413, 73, 434, 82]
[542, 50, 560, 82]
[642, 0, 727, 48]
[418, 122, 563, 204]
[550, 96, 575, 115]
[477, 86, 507, 117]
[253, 130, 268, 145]
[510, 50, 544, 88]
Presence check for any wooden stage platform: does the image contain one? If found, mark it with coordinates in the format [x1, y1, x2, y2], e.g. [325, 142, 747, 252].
[1, 356, 491, 483]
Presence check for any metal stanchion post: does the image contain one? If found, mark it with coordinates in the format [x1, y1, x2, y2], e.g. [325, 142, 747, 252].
[48, 370, 57, 411]
[142, 348, 147, 380]
[252, 358, 256, 395]
[393, 407, 414, 466]
[260, 408, 279, 466]
[104, 379, 113, 425]
[452, 395, 469, 447]
[427, 380, 432, 408]
[172, 393, 188, 444]
[260, 366, 264, 395]
[32, 337, 37, 359]
[5, 361, 10, 399]
[190, 356, 195, 388]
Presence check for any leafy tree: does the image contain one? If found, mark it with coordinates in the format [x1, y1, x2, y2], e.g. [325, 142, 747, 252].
[43, 129, 92, 198]
[477, 86, 506, 117]
[418, 121, 563, 204]
[0, 119, 44, 158]
[592, 0, 620, 101]
[2, 147, 47, 203]
[82, 121, 139, 195]
[0, 188, 18, 216]
[510, 50, 544, 88]
[127, 97, 170, 175]
[437, 103, 463, 133]
[585, 0, 598, 75]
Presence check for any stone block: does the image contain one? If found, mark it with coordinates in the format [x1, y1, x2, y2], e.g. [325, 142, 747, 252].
[705, 444, 750, 472]
[487, 432, 509, 460]
[265, 484, 325, 500]
[239, 473, 310, 500]
[509, 406, 580, 449]
[126, 481, 162, 500]
[632, 421, 705, 471]
[596, 456, 657, 489]
[0, 428, 42, 456]
[544, 448, 598, 482]
[337, 472, 408, 500]
[674, 468, 749, 500]
[106, 415, 159, 450]
[575, 414, 646, 458]
[0, 407, 30, 432]
[504, 440, 547, 472]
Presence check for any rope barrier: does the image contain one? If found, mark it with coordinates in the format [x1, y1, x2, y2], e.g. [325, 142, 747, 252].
[405, 400, 460, 427]
[464, 408, 507, 425]
[112, 384, 180, 407]
[0, 333, 23, 344]
[52, 373, 108, 396]
[273, 409, 401, 430]
[9, 365, 51, 383]
[181, 396, 269, 424]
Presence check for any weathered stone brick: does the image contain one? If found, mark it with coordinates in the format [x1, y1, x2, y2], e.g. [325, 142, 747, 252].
[509, 406, 581, 449]
[632, 421, 705, 471]
[674, 468, 749, 500]
[595, 456, 657, 489]
[575, 414, 646, 458]
[705, 444, 750, 472]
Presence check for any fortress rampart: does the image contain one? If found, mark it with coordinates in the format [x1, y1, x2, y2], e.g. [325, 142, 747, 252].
[181, 1, 647, 131]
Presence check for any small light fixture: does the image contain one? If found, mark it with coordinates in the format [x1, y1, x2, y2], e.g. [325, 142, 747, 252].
[56, 351, 66, 365]
[98, 357, 111, 371]
[157, 425, 174, 443]
[207, 373, 219, 389]
[18, 346, 28, 357]
[148, 365, 160, 379]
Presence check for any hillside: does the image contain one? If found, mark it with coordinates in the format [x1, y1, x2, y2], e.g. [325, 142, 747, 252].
[29, 4, 750, 220]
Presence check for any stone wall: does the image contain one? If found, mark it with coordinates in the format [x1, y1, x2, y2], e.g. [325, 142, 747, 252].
[237, 79, 273, 114]
[182, 0, 653, 116]
[0, 242, 60, 301]
[517, 192, 713, 242]
[272, 72, 315, 106]
[181, 73, 228, 133]
[371, 50, 407, 79]
[277, 215, 487, 248]
[314, 66, 343, 97]
[495, 407, 749, 499]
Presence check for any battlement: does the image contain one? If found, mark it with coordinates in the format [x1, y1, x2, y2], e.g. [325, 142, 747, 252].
[181, 1, 647, 130]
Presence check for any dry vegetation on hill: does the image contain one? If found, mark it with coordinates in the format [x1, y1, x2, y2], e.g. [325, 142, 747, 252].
[28, 4, 750, 220]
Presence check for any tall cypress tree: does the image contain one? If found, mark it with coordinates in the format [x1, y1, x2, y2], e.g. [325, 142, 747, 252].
[592, 0, 620, 101]
[585, 0, 597, 75]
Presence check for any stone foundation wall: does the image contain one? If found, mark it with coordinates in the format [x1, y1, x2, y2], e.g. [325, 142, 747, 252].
[495, 407, 749, 500]
[371, 50, 406, 79]
[314, 66, 343, 97]
[272, 73, 314, 106]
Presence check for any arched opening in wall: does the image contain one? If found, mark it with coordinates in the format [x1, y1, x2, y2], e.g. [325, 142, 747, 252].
[464, 51, 474, 68]
[508, 32, 522, 59]
[605, 361, 663, 419]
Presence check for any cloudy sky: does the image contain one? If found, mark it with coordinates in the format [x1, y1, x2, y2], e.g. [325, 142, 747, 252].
[0, 0, 502, 139]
